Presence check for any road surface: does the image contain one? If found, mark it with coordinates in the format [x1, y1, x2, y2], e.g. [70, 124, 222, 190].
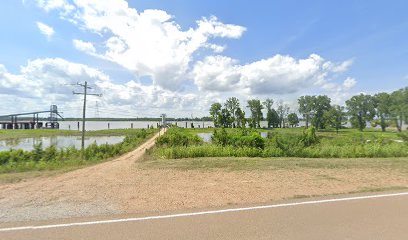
[1, 192, 408, 240]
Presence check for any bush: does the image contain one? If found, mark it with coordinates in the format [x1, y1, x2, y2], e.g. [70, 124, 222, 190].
[212, 128, 265, 149]
[300, 127, 319, 147]
[212, 128, 229, 147]
[42, 145, 57, 162]
[31, 143, 44, 162]
[156, 129, 203, 147]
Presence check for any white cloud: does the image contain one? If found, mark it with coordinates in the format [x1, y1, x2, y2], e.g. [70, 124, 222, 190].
[343, 77, 357, 90]
[193, 56, 241, 91]
[73, 39, 96, 54]
[36, 0, 246, 91]
[36, 0, 74, 14]
[205, 44, 226, 53]
[36, 21, 55, 39]
[323, 59, 353, 73]
[320, 77, 358, 105]
[193, 54, 353, 95]
[0, 58, 109, 115]
[0, 58, 214, 117]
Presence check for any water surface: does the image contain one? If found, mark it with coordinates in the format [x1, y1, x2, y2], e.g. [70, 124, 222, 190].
[0, 136, 125, 151]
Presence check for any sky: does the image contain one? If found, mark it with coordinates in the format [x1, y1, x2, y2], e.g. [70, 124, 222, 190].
[0, 0, 407, 118]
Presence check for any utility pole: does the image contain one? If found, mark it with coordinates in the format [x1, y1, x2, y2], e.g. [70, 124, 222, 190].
[73, 81, 102, 159]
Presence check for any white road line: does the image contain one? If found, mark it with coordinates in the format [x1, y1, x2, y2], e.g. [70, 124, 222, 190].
[1, 191, 408, 232]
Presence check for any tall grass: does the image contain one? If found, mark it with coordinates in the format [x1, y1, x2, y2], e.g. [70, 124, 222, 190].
[155, 142, 407, 159]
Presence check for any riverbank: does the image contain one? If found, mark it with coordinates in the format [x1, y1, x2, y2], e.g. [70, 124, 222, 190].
[0, 128, 157, 140]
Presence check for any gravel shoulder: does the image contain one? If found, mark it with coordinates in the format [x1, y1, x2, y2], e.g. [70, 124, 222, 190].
[1, 130, 408, 223]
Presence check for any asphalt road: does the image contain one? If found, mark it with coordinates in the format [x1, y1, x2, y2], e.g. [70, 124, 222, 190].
[1, 192, 408, 240]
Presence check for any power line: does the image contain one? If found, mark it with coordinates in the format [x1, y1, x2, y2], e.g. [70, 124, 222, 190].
[72, 81, 102, 158]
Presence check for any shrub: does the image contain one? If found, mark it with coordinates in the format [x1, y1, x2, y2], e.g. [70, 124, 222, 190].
[156, 129, 202, 147]
[31, 143, 44, 162]
[212, 128, 266, 149]
[42, 145, 57, 162]
[300, 127, 319, 147]
[0, 151, 11, 165]
[212, 128, 229, 146]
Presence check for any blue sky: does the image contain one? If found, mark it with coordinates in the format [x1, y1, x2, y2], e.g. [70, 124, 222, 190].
[0, 0, 407, 118]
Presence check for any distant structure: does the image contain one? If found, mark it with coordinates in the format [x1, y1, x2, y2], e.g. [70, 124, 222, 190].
[45, 105, 60, 129]
[0, 105, 63, 130]
[160, 114, 167, 127]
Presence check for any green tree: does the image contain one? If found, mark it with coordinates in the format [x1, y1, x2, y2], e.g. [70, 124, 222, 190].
[346, 94, 376, 131]
[276, 101, 289, 128]
[298, 96, 314, 128]
[247, 99, 263, 128]
[390, 87, 408, 132]
[209, 103, 222, 127]
[263, 98, 274, 128]
[225, 97, 240, 127]
[270, 109, 280, 128]
[324, 105, 346, 133]
[374, 92, 391, 132]
[219, 108, 233, 128]
[311, 95, 331, 129]
[235, 107, 246, 128]
[287, 113, 299, 128]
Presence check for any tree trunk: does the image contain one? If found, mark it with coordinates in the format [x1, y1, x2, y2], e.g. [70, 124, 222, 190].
[358, 114, 364, 131]
[380, 115, 386, 132]
[305, 114, 309, 128]
[397, 117, 402, 132]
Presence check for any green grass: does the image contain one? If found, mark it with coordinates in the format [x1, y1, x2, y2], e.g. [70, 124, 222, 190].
[153, 127, 407, 159]
[140, 156, 408, 172]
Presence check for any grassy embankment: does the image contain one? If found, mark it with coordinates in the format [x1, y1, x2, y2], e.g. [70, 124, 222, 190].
[0, 128, 158, 175]
[151, 127, 408, 159]
[140, 127, 408, 172]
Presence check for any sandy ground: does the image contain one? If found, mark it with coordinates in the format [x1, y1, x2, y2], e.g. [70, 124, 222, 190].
[1, 128, 408, 222]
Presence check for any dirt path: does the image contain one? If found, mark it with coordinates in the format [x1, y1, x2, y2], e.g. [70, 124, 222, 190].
[1, 128, 408, 223]
[0, 129, 166, 222]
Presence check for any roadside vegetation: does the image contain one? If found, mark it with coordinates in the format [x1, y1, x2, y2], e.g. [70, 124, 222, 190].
[0, 129, 157, 173]
[153, 128, 407, 159]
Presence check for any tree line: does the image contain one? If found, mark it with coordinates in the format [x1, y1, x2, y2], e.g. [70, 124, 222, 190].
[209, 86, 408, 132]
